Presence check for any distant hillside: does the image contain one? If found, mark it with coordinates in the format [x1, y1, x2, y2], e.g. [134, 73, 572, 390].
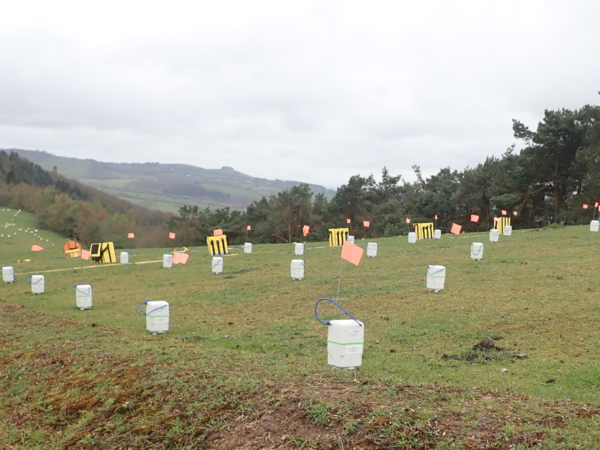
[0, 150, 172, 247]
[8, 149, 336, 213]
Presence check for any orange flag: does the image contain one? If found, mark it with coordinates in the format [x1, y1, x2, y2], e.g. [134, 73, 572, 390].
[363, 221, 370, 227]
[128, 232, 135, 239]
[405, 218, 411, 224]
[346, 218, 351, 224]
[172, 252, 189, 265]
[214, 229, 223, 236]
[81, 249, 90, 260]
[583, 204, 589, 209]
[470, 215, 479, 223]
[169, 232, 176, 239]
[341, 240, 363, 266]
[501, 210, 507, 216]
[303, 225, 310, 236]
[450, 223, 462, 235]
[31, 245, 44, 252]
[247, 225, 251, 231]
[595, 202, 599, 207]
[513, 211, 518, 216]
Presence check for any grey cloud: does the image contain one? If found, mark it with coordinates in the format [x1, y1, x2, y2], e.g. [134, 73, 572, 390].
[0, 0, 599, 188]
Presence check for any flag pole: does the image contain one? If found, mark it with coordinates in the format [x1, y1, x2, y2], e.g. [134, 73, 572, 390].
[334, 257, 344, 320]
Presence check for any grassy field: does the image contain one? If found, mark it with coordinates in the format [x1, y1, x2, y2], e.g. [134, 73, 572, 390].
[2, 208, 600, 448]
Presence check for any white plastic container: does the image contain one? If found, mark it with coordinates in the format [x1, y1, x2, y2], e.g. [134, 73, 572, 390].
[31, 275, 45, 294]
[291, 259, 305, 280]
[146, 300, 169, 334]
[327, 320, 364, 369]
[470, 242, 484, 261]
[295, 243, 304, 256]
[367, 242, 378, 258]
[434, 229, 441, 239]
[244, 243, 252, 254]
[504, 225, 512, 236]
[426, 265, 446, 292]
[76, 284, 93, 310]
[489, 229, 499, 243]
[163, 254, 172, 269]
[120, 252, 129, 264]
[212, 256, 223, 274]
[347, 236, 355, 244]
[408, 232, 417, 244]
[591, 220, 599, 232]
[3, 266, 14, 283]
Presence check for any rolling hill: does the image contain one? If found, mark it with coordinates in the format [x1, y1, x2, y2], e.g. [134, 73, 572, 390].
[8, 149, 336, 213]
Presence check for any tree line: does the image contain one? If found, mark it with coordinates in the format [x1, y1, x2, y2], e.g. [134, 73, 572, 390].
[2, 101, 599, 248]
[167, 102, 600, 246]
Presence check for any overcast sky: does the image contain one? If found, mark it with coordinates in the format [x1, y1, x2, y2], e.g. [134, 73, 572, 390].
[1, 1, 599, 188]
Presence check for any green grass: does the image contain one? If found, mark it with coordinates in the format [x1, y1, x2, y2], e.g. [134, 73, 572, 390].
[3, 208, 600, 447]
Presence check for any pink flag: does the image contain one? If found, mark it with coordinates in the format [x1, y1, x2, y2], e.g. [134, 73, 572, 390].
[513, 211, 518, 216]
[434, 215, 438, 220]
[405, 218, 411, 224]
[303, 225, 310, 237]
[214, 229, 223, 236]
[493, 217, 500, 222]
[595, 202, 599, 208]
[470, 215, 479, 223]
[341, 240, 363, 266]
[81, 249, 90, 260]
[583, 204, 589, 209]
[346, 218, 351, 224]
[172, 252, 189, 265]
[450, 223, 462, 235]
[169, 232, 176, 239]
[247, 225, 251, 231]
[128, 233, 135, 239]
[363, 221, 370, 227]
[31, 245, 44, 252]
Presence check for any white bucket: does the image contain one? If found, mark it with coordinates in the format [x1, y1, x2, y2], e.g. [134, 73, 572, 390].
[146, 300, 169, 334]
[489, 229, 499, 243]
[244, 243, 252, 254]
[31, 275, 45, 294]
[295, 243, 304, 256]
[426, 265, 446, 292]
[212, 256, 223, 274]
[591, 220, 599, 232]
[367, 242, 378, 258]
[408, 232, 417, 244]
[434, 229, 441, 239]
[504, 225, 512, 236]
[471, 242, 484, 260]
[327, 320, 364, 369]
[347, 236, 355, 244]
[76, 284, 93, 310]
[3, 266, 14, 283]
[120, 252, 129, 265]
[291, 259, 305, 280]
[163, 254, 172, 269]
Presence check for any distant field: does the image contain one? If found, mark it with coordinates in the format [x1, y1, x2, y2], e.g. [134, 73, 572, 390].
[96, 188, 212, 212]
[3, 209, 600, 448]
